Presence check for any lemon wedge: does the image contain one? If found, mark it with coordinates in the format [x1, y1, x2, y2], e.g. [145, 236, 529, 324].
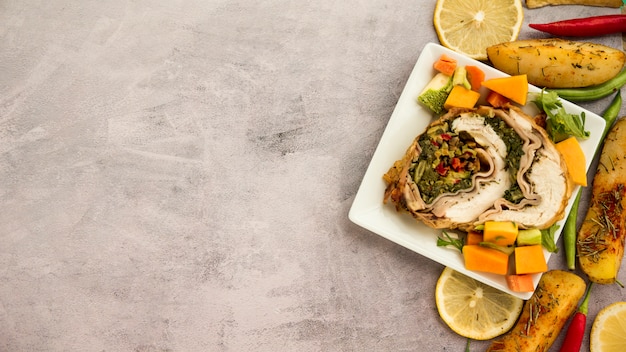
[435, 267, 523, 340]
[590, 301, 626, 352]
[433, 0, 523, 60]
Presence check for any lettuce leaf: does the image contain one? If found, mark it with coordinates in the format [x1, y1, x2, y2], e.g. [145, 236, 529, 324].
[541, 224, 559, 253]
[532, 90, 590, 143]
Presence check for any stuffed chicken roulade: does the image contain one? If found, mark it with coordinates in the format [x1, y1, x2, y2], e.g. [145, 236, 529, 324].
[383, 105, 572, 232]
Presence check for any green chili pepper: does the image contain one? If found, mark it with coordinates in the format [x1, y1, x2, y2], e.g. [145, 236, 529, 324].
[549, 69, 626, 102]
[562, 90, 622, 270]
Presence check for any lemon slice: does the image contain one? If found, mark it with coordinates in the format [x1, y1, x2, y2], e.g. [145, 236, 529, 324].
[435, 267, 523, 340]
[433, 0, 523, 60]
[590, 302, 626, 352]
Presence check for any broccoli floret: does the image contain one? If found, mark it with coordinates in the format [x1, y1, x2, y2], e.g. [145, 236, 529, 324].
[418, 67, 474, 115]
[418, 73, 453, 114]
[418, 89, 450, 115]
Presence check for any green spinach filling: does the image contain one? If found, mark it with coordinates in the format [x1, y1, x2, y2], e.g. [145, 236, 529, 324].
[484, 116, 525, 204]
[410, 115, 525, 204]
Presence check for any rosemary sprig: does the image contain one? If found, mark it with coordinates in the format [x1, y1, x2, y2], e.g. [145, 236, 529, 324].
[522, 289, 543, 337]
[578, 186, 623, 260]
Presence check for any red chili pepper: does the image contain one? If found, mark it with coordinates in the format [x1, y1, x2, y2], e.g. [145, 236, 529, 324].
[440, 133, 452, 141]
[559, 283, 593, 352]
[529, 15, 626, 37]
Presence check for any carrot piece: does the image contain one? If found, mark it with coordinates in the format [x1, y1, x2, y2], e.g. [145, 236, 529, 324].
[506, 274, 535, 292]
[482, 74, 528, 105]
[433, 54, 457, 76]
[443, 85, 481, 110]
[483, 221, 518, 246]
[555, 136, 587, 186]
[515, 245, 548, 274]
[465, 65, 485, 92]
[486, 90, 511, 108]
[462, 245, 509, 275]
[465, 230, 483, 246]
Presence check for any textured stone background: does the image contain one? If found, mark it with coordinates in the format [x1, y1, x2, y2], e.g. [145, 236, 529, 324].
[1, 1, 624, 351]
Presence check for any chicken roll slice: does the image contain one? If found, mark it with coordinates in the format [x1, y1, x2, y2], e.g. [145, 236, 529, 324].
[383, 105, 572, 232]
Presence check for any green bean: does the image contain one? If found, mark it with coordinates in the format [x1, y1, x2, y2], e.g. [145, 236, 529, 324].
[563, 189, 581, 270]
[549, 68, 626, 102]
[600, 90, 622, 139]
[561, 90, 622, 270]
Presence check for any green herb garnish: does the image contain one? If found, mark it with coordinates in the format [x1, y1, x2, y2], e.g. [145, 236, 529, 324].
[541, 224, 560, 253]
[532, 89, 589, 143]
[437, 230, 464, 252]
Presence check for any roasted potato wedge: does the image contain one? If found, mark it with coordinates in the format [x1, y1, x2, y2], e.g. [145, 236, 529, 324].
[486, 270, 586, 352]
[526, 0, 622, 8]
[578, 117, 626, 284]
[487, 39, 626, 88]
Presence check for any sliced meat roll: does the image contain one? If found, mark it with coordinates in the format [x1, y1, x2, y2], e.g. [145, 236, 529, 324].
[383, 105, 572, 232]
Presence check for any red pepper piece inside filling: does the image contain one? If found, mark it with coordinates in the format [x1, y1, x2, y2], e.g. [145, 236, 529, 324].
[436, 162, 448, 176]
[451, 157, 462, 171]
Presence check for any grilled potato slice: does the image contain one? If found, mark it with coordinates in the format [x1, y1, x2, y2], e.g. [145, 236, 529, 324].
[578, 117, 626, 284]
[487, 39, 626, 88]
[486, 270, 586, 352]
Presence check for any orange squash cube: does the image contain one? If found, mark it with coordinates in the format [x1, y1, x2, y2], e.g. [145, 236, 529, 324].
[515, 245, 548, 274]
[483, 221, 518, 246]
[463, 245, 509, 275]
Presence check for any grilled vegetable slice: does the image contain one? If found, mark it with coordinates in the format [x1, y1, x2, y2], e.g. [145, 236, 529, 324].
[486, 270, 586, 352]
[577, 117, 626, 284]
[486, 39, 626, 88]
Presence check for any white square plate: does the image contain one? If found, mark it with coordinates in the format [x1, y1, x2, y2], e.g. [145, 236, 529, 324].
[348, 42, 606, 300]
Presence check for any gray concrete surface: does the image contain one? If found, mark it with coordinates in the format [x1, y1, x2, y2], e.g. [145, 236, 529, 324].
[1, 1, 625, 351]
